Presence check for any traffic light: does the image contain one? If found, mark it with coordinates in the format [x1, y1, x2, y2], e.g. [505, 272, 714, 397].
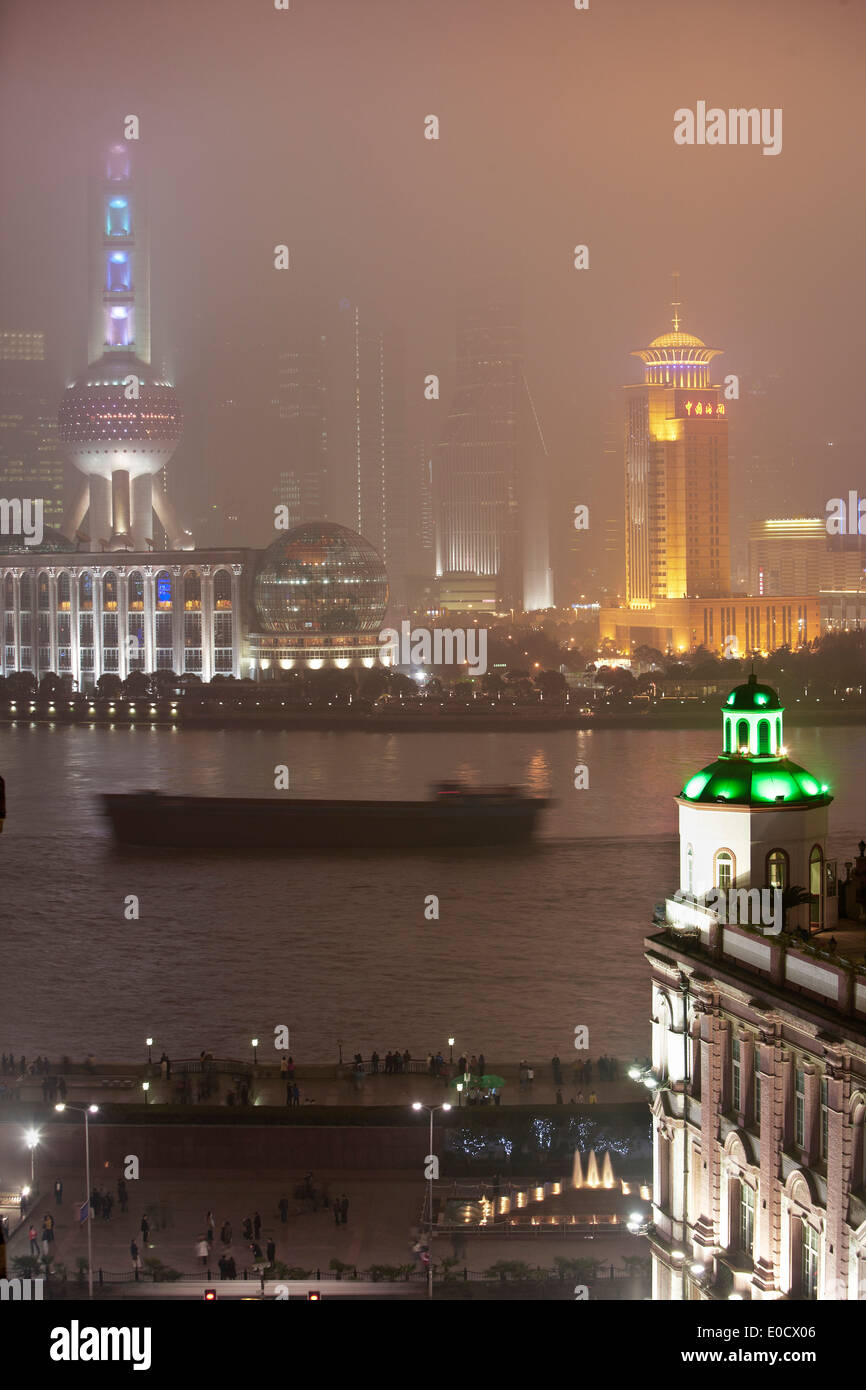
[307, 1290, 321, 1300]
[203, 1288, 217, 1301]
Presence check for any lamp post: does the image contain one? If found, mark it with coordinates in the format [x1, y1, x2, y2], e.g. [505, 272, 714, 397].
[146, 1037, 153, 1065]
[448, 1037, 455, 1064]
[411, 1101, 451, 1300]
[24, 1127, 40, 1192]
[251, 1037, 259, 1066]
[456, 1082, 463, 1109]
[55, 1103, 99, 1300]
[141, 1082, 150, 1106]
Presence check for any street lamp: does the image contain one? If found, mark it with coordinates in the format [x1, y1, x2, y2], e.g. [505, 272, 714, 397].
[146, 1037, 153, 1064]
[251, 1037, 259, 1066]
[55, 1103, 99, 1300]
[448, 1037, 455, 1064]
[141, 1082, 150, 1105]
[456, 1082, 464, 1108]
[411, 1101, 451, 1300]
[24, 1127, 40, 1190]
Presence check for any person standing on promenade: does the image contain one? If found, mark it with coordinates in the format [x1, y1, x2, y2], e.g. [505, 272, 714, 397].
[220, 1220, 232, 1246]
[287, 1056, 295, 1082]
[266, 1237, 276, 1266]
[195, 1237, 209, 1267]
[371, 1050, 379, 1074]
[206, 1211, 215, 1244]
[478, 1053, 486, 1076]
[278, 1196, 288, 1224]
[130, 1238, 141, 1272]
[140, 1213, 150, 1246]
[29, 1224, 38, 1255]
[280, 1056, 288, 1079]
[292, 1083, 300, 1106]
[117, 1177, 128, 1213]
[54, 1178, 63, 1205]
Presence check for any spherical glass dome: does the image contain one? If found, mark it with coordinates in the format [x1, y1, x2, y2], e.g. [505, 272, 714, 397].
[254, 522, 388, 634]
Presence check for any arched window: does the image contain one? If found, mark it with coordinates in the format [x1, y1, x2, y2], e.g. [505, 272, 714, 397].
[757, 718, 770, 755]
[214, 569, 232, 609]
[776, 717, 782, 748]
[128, 571, 144, 610]
[3, 573, 13, 609]
[767, 849, 789, 890]
[715, 849, 735, 891]
[19, 574, 32, 608]
[156, 570, 172, 609]
[37, 573, 50, 610]
[737, 719, 749, 752]
[57, 573, 71, 609]
[809, 846, 823, 930]
[79, 572, 93, 610]
[724, 717, 732, 753]
[103, 572, 118, 609]
[184, 571, 201, 609]
[686, 844, 694, 895]
[735, 1179, 755, 1255]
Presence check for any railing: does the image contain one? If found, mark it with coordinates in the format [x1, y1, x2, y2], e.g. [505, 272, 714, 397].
[57, 1263, 636, 1287]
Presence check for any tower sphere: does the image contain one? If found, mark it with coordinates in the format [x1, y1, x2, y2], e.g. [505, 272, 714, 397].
[254, 522, 389, 634]
[58, 352, 182, 482]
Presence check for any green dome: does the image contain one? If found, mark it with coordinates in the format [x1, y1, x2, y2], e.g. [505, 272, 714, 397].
[680, 756, 830, 807]
[723, 673, 783, 713]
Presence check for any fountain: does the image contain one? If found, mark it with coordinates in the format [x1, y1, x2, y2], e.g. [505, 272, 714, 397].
[572, 1149, 584, 1188]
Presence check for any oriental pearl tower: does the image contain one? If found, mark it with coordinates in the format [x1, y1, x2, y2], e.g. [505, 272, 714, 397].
[59, 143, 188, 551]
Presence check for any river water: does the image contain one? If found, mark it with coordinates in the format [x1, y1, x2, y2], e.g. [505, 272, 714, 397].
[1, 722, 863, 1065]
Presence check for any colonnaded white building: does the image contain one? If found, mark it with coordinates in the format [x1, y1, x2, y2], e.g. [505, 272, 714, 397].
[645, 674, 866, 1300]
[0, 547, 251, 684]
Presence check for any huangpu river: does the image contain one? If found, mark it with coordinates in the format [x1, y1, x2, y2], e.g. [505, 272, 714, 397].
[2, 722, 864, 1065]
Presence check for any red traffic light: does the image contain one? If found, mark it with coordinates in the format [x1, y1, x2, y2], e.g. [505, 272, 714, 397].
[307, 1290, 321, 1300]
[203, 1288, 217, 1301]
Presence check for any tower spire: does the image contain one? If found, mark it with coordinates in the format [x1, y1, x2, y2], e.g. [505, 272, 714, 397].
[671, 270, 681, 333]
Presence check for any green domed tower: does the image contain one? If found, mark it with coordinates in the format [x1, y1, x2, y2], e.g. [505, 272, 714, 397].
[673, 673, 836, 935]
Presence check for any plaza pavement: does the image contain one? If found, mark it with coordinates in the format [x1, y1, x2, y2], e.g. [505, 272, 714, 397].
[4, 1169, 642, 1287]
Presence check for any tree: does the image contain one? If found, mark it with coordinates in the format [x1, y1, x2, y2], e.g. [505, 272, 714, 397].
[38, 672, 64, 699]
[122, 670, 150, 699]
[96, 673, 122, 698]
[6, 671, 37, 699]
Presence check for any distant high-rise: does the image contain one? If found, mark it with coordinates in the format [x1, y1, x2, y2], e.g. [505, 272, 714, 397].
[273, 333, 330, 528]
[435, 291, 552, 613]
[328, 304, 408, 611]
[59, 144, 185, 551]
[0, 331, 65, 532]
[625, 279, 729, 606]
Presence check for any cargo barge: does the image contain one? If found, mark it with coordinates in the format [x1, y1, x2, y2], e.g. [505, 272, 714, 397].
[102, 783, 549, 850]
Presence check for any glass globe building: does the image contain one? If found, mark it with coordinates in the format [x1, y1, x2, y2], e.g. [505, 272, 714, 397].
[249, 522, 388, 672]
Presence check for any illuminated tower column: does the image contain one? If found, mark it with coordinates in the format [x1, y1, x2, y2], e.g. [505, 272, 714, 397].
[90, 145, 150, 368]
[625, 277, 728, 606]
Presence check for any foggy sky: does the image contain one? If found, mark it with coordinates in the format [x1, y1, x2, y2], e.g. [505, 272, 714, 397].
[2, 0, 864, 580]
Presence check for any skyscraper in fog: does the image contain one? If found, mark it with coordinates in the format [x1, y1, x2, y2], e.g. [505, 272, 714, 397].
[435, 291, 552, 613]
[328, 303, 408, 611]
[0, 331, 65, 531]
[625, 285, 729, 606]
[274, 333, 329, 528]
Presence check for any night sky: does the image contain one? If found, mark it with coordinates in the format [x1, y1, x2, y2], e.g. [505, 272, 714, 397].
[1, 0, 864, 578]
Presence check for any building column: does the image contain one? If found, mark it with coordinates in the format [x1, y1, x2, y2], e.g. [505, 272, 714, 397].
[753, 1032, 786, 1297]
[200, 564, 213, 683]
[69, 567, 81, 690]
[11, 570, 21, 672]
[117, 566, 129, 680]
[172, 566, 183, 674]
[693, 1004, 718, 1250]
[231, 563, 243, 678]
[47, 567, 58, 676]
[823, 1056, 850, 1299]
[91, 567, 104, 683]
[143, 565, 156, 673]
